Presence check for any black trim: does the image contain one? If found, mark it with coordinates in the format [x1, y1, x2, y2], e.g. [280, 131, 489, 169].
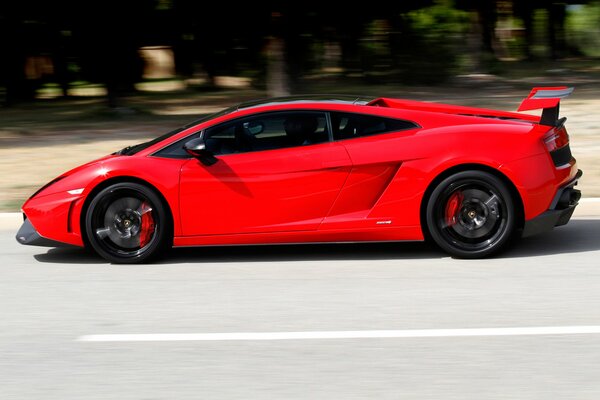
[540, 103, 559, 126]
[522, 169, 583, 237]
[325, 112, 334, 142]
[151, 131, 202, 159]
[329, 111, 419, 142]
[550, 145, 572, 167]
[16, 217, 71, 247]
[152, 107, 420, 160]
[549, 169, 582, 209]
[523, 212, 558, 238]
[521, 206, 577, 237]
[153, 110, 336, 159]
[234, 95, 374, 111]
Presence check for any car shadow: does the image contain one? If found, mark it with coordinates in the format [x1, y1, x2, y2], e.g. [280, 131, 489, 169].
[33, 241, 445, 264]
[33, 219, 600, 265]
[33, 247, 106, 264]
[164, 241, 444, 264]
[504, 218, 600, 258]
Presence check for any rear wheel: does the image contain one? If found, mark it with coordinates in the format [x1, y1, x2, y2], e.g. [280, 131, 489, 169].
[85, 183, 171, 263]
[425, 170, 516, 258]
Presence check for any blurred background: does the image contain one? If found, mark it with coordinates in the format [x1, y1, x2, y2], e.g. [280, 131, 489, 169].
[1, 0, 599, 210]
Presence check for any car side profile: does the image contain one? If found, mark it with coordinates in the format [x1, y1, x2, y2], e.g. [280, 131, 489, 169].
[17, 88, 582, 263]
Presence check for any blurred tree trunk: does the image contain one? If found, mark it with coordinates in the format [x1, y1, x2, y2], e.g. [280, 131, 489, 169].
[265, 10, 290, 97]
[336, 7, 365, 76]
[265, 37, 289, 97]
[466, 11, 484, 72]
[515, 0, 568, 60]
[547, 2, 567, 59]
[52, 32, 70, 98]
[455, 0, 499, 75]
[456, 0, 498, 58]
[339, 24, 362, 75]
[77, 0, 145, 109]
[513, 0, 535, 59]
[1, 10, 32, 105]
[477, 0, 498, 55]
[283, 6, 309, 94]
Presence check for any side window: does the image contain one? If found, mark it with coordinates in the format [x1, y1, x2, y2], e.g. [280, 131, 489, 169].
[204, 111, 329, 155]
[331, 112, 416, 141]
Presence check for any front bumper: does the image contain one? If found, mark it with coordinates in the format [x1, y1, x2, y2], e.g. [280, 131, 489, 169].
[522, 169, 582, 237]
[16, 216, 71, 247]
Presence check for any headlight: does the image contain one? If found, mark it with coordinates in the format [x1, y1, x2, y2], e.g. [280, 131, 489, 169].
[29, 176, 65, 199]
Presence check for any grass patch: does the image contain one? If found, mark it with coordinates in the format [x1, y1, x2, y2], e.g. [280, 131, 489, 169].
[0, 199, 25, 212]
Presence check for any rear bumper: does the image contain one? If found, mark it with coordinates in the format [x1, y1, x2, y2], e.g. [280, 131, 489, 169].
[522, 169, 582, 237]
[16, 216, 71, 247]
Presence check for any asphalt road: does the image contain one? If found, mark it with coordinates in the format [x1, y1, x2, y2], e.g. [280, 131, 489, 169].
[2, 214, 600, 399]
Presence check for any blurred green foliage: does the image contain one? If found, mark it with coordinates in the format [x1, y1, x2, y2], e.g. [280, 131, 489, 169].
[402, 2, 470, 83]
[408, 2, 470, 34]
[567, 2, 600, 57]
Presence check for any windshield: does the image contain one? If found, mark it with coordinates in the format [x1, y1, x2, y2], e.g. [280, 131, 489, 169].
[118, 106, 236, 155]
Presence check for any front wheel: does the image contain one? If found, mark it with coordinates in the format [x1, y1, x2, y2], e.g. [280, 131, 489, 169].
[425, 170, 517, 258]
[85, 183, 171, 264]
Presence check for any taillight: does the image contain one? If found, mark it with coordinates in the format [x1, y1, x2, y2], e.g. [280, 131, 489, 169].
[544, 125, 573, 167]
[544, 126, 569, 152]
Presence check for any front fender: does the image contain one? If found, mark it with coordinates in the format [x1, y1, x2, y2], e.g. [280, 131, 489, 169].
[22, 155, 186, 246]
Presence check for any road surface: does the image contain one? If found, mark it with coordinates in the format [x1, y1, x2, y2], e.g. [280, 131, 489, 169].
[1, 211, 600, 399]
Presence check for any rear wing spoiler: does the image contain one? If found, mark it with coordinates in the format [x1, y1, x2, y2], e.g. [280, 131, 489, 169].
[518, 87, 574, 126]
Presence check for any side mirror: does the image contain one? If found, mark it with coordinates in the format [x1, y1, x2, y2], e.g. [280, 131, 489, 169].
[183, 137, 218, 166]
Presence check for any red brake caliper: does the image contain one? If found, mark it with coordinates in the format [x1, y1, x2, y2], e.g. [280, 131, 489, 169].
[445, 191, 463, 227]
[139, 201, 155, 247]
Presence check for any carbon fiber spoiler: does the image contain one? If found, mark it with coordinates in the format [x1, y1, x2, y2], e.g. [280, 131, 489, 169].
[518, 87, 574, 126]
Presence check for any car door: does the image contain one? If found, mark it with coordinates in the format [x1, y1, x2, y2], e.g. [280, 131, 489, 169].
[319, 111, 421, 230]
[179, 111, 352, 236]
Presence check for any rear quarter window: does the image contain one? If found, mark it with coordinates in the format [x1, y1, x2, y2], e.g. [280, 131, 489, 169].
[331, 112, 417, 140]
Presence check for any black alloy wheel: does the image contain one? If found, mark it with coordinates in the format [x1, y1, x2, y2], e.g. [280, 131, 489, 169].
[85, 183, 171, 263]
[426, 170, 517, 258]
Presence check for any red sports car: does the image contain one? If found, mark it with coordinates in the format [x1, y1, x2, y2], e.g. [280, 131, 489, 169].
[17, 87, 582, 263]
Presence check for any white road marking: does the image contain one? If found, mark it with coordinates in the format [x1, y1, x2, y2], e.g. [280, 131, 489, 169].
[78, 325, 600, 342]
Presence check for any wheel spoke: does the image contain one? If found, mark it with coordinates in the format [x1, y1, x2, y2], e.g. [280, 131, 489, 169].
[484, 193, 500, 218]
[106, 197, 141, 217]
[99, 196, 146, 249]
[137, 203, 153, 216]
[484, 193, 498, 207]
[95, 227, 111, 239]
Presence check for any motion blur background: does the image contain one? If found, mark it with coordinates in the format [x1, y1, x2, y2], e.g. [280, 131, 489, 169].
[1, 0, 600, 209]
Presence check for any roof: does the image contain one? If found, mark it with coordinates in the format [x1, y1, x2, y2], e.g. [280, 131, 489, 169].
[234, 95, 374, 111]
[185, 94, 539, 129]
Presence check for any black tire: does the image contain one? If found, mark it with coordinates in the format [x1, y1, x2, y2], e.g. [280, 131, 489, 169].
[425, 170, 516, 258]
[85, 182, 171, 264]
